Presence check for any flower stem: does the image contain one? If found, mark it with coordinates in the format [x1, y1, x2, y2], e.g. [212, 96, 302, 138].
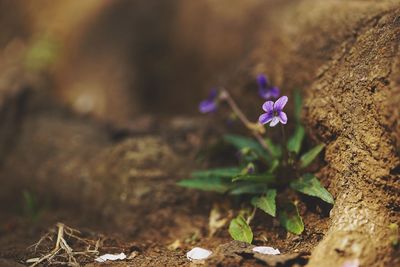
[219, 88, 273, 155]
[280, 124, 288, 165]
[220, 89, 252, 129]
[280, 124, 286, 145]
[246, 206, 257, 225]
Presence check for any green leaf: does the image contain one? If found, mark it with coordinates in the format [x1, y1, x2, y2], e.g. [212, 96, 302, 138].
[290, 173, 334, 204]
[223, 134, 260, 151]
[299, 144, 325, 168]
[279, 203, 304, 235]
[232, 173, 276, 183]
[177, 177, 231, 193]
[223, 134, 271, 161]
[229, 184, 269, 195]
[287, 125, 305, 154]
[251, 189, 277, 217]
[294, 90, 302, 123]
[192, 167, 241, 179]
[229, 215, 253, 243]
[264, 138, 282, 158]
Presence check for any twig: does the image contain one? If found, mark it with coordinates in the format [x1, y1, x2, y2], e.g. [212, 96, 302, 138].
[28, 248, 61, 267]
[27, 223, 100, 267]
[53, 223, 64, 253]
[27, 232, 52, 252]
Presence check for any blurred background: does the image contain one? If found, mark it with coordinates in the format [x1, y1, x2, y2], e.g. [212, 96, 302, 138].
[0, 0, 275, 124]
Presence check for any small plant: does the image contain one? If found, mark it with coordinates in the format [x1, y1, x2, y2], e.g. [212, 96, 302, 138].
[178, 74, 334, 243]
[22, 190, 41, 222]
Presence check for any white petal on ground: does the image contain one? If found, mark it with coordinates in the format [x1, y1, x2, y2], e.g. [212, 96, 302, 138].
[95, 252, 127, 262]
[252, 246, 281, 255]
[186, 247, 212, 261]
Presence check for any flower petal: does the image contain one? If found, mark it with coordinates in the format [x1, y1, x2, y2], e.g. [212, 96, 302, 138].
[278, 111, 287, 124]
[258, 112, 274, 125]
[270, 87, 280, 99]
[269, 116, 280, 127]
[199, 100, 217, 113]
[259, 88, 271, 100]
[257, 74, 268, 89]
[208, 88, 218, 100]
[274, 96, 288, 111]
[262, 101, 274, 112]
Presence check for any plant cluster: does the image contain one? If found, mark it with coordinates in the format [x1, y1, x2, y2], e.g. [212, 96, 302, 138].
[178, 75, 334, 243]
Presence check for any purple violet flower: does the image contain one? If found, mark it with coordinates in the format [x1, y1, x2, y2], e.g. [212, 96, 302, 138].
[247, 164, 255, 174]
[258, 96, 288, 127]
[257, 74, 280, 100]
[199, 88, 219, 113]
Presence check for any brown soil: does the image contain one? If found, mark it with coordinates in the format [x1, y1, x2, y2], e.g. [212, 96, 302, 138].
[0, 0, 399, 266]
[0, 89, 324, 266]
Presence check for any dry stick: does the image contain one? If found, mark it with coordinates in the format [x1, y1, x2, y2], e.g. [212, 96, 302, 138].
[28, 223, 100, 267]
[219, 88, 273, 155]
[29, 248, 62, 267]
[28, 232, 52, 252]
[53, 223, 64, 252]
[29, 224, 65, 267]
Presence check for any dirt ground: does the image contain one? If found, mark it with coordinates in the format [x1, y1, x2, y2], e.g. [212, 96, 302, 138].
[0, 0, 399, 266]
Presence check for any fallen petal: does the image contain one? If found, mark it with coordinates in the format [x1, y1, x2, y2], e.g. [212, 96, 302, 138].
[186, 247, 212, 261]
[95, 253, 127, 262]
[252, 246, 281, 255]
